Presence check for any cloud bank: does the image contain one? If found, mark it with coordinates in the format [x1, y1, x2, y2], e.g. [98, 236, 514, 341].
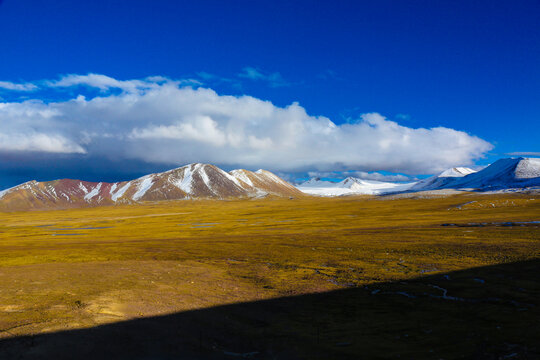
[0, 74, 492, 178]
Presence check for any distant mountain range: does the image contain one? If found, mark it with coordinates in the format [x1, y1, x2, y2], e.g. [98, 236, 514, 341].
[1, 158, 539, 210]
[0, 163, 302, 211]
[298, 157, 540, 196]
[297, 177, 414, 196]
[411, 157, 540, 191]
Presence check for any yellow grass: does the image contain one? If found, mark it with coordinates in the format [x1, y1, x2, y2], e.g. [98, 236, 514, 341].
[0, 193, 539, 358]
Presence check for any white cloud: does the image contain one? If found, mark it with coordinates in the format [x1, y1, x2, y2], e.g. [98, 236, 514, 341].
[239, 67, 266, 80]
[0, 100, 85, 154]
[0, 81, 38, 92]
[238, 67, 290, 88]
[46, 73, 200, 93]
[0, 133, 85, 153]
[131, 115, 228, 146]
[0, 74, 493, 174]
[46, 73, 164, 92]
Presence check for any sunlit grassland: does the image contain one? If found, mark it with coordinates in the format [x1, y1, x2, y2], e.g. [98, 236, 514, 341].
[0, 193, 539, 340]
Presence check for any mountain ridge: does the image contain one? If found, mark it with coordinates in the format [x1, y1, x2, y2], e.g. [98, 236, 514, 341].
[298, 157, 540, 196]
[1, 158, 539, 208]
[410, 166, 477, 191]
[412, 158, 540, 191]
[0, 163, 302, 211]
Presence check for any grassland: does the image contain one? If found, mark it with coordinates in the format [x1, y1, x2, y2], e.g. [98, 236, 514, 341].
[0, 193, 539, 359]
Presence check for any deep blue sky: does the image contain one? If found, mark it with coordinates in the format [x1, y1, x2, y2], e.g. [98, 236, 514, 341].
[0, 0, 539, 187]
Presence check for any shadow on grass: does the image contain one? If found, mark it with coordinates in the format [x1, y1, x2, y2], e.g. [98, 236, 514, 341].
[1, 259, 539, 359]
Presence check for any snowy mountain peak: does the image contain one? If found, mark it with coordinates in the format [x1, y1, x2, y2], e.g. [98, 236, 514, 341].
[229, 169, 254, 187]
[411, 166, 476, 191]
[298, 157, 540, 196]
[163, 162, 211, 175]
[0, 164, 302, 210]
[298, 176, 414, 196]
[229, 168, 301, 196]
[412, 157, 540, 191]
[438, 167, 476, 178]
[299, 178, 328, 186]
[514, 157, 540, 179]
[340, 177, 358, 186]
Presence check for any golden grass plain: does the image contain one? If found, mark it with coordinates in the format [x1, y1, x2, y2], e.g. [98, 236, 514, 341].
[0, 193, 539, 358]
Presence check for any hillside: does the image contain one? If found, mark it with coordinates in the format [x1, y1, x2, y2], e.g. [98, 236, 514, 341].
[0, 163, 302, 211]
[413, 158, 540, 191]
[411, 167, 477, 191]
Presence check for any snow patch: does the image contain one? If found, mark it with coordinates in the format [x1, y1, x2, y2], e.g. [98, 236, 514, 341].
[298, 186, 356, 197]
[78, 182, 88, 194]
[0, 188, 11, 200]
[175, 166, 194, 194]
[298, 177, 415, 196]
[0, 184, 20, 199]
[84, 182, 102, 201]
[514, 158, 540, 179]
[199, 165, 216, 194]
[0, 181, 39, 200]
[256, 169, 287, 185]
[230, 170, 253, 187]
[111, 182, 131, 201]
[47, 185, 58, 198]
[132, 175, 155, 200]
[216, 167, 243, 188]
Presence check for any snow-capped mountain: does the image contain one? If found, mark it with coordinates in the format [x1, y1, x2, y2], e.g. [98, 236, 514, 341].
[440, 157, 540, 190]
[438, 167, 477, 177]
[412, 158, 540, 191]
[1, 158, 538, 208]
[0, 163, 302, 210]
[297, 158, 540, 197]
[410, 167, 477, 191]
[297, 177, 415, 196]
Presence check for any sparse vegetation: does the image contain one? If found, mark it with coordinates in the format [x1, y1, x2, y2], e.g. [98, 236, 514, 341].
[0, 193, 538, 358]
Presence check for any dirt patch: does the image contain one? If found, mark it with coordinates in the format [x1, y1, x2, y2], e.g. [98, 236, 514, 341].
[0, 260, 268, 336]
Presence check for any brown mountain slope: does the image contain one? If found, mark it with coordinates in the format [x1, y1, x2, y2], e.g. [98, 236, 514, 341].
[0, 164, 302, 211]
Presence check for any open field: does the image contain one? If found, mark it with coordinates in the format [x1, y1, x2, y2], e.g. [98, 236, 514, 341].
[0, 193, 539, 359]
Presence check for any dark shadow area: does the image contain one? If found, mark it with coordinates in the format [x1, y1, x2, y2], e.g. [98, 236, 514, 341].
[1, 259, 539, 359]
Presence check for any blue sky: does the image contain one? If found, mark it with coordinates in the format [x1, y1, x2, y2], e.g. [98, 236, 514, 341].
[0, 0, 538, 188]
